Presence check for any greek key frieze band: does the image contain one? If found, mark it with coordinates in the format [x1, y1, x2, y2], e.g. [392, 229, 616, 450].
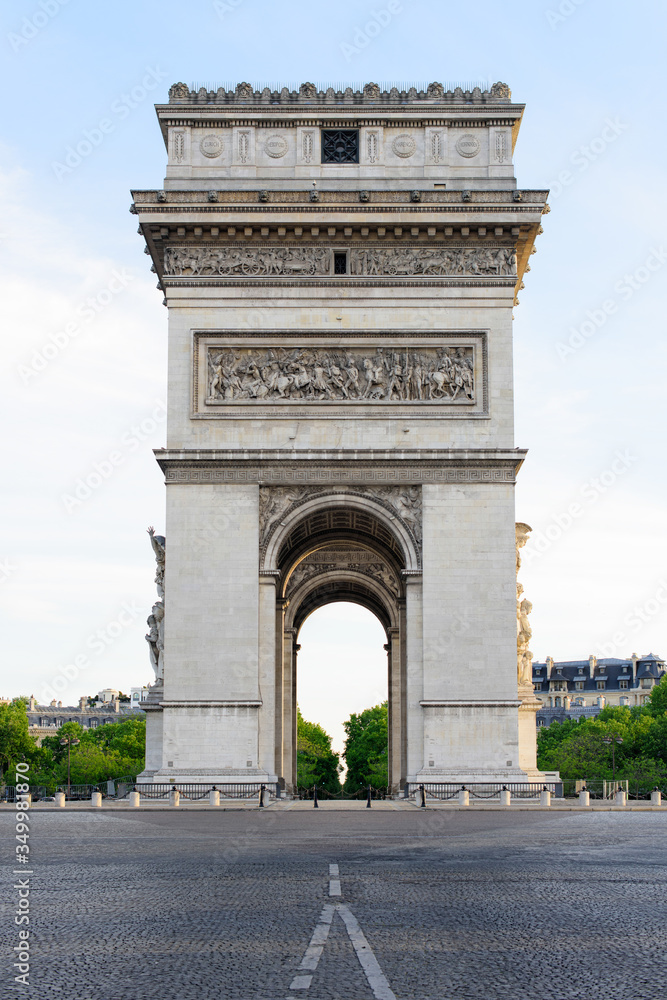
[159, 465, 520, 485]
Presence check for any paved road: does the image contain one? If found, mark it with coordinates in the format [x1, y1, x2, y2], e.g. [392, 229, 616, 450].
[2, 808, 666, 999]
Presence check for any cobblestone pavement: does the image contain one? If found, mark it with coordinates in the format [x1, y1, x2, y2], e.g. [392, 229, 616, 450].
[2, 809, 666, 999]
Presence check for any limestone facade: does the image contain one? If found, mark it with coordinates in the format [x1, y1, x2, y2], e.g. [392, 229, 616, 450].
[133, 80, 548, 791]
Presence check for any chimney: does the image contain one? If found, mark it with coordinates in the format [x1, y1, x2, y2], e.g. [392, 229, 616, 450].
[113, 697, 120, 713]
[50, 699, 57, 707]
[546, 655, 554, 679]
[79, 696, 87, 711]
[589, 654, 597, 680]
[631, 652, 638, 684]
[29, 695, 36, 711]
[58, 700, 63, 708]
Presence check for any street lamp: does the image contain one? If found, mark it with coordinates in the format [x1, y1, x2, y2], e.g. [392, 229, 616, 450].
[59, 736, 80, 798]
[602, 735, 623, 792]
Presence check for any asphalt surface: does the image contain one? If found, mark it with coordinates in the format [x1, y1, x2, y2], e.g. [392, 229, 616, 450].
[2, 808, 666, 999]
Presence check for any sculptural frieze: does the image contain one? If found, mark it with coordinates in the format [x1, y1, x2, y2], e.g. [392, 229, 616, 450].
[164, 246, 516, 280]
[207, 347, 474, 405]
[351, 247, 516, 277]
[164, 246, 331, 278]
[285, 549, 400, 599]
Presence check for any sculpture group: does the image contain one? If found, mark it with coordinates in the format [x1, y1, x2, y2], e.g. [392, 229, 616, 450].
[207, 347, 474, 403]
[145, 527, 165, 682]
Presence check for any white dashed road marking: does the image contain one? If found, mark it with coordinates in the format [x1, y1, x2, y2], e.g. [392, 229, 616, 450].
[336, 903, 397, 1000]
[288, 864, 397, 999]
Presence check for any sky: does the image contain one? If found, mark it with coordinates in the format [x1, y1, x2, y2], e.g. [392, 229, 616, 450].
[1, 0, 666, 752]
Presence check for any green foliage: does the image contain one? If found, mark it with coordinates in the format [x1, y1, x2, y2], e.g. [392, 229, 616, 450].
[29, 716, 146, 788]
[296, 710, 341, 793]
[537, 692, 667, 793]
[0, 699, 38, 777]
[343, 702, 388, 792]
[647, 674, 667, 717]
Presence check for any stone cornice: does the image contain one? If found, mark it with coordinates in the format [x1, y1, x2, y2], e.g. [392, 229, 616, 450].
[155, 448, 527, 485]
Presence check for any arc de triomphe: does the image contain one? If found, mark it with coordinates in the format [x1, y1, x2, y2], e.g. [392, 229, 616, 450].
[134, 80, 546, 792]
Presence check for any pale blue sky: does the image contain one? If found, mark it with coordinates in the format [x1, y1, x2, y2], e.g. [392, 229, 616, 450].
[2, 1, 666, 746]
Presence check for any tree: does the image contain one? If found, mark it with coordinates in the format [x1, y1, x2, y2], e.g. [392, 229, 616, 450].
[296, 710, 341, 792]
[647, 675, 667, 717]
[33, 717, 146, 787]
[0, 699, 37, 778]
[343, 702, 388, 792]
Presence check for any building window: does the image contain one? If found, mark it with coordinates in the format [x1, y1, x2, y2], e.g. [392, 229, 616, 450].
[620, 697, 629, 706]
[597, 681, 606, 690]
[321, 129, 359, 163]
[575, 681, 584, 691]
[533, 682, 542, 691]
[619, 680, 628, 689]
[640, 695, 649, 704]
[334, 252, 348, 274]
[641, 679, 653, 688]
[554, 697, 561, 707]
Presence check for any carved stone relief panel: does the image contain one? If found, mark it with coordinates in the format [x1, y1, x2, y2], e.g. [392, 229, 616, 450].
[206, 346, 474, 404]
[232, 127, 255, 165]
[350, 247, 516, 278]
[425, 128, 446, 164]
[492, 129, 511, 164]
[163, 246, 516, 279]
[285, 547, 401, 600]
[169, 128, 189, 165]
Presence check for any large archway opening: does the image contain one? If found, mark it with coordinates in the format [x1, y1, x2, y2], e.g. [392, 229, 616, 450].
[269, 498, 413, 794]
[296, 602, 388, 789]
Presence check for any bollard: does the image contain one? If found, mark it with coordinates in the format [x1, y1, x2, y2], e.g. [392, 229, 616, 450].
[579, 787, 590, 807]
[209, 788, 220, 807]
[614, 788, 627, 807]
[17, 793, 31, 807]
[91, 792, 102, 808]
[499, 786, 511, 807]
[366, 784, 372, 808]
[54, 791, 66, 807]
[259, 784, 266, 808]
[540, 786, 551, 808]
[651, 787, 662, 807]
[169, 789, 180, 808]
[313, 784, 318, 809]
[418, 784, 426, 808]
[129, 791, 141, 808]
[458, 785, 469, 807]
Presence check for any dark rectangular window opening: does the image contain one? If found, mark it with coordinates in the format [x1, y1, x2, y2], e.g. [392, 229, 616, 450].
[334, 252, 348, 275]
[322, 129, 359, 163]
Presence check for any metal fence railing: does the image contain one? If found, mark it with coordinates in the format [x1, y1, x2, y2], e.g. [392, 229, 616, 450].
[1, 781, 280, 802]
[405, 781, 563, 801]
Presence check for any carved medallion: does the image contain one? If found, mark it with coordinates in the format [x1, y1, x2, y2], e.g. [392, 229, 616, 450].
[455, 133, 480, 158]
[392, 134, 416, 158]
[200, 133, 223, 158]
[264, 134, 288, 158]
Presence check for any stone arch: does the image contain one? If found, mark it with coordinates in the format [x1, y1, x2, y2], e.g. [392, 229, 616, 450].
[260, 488, 421, 575]
[285, 569, 399, 634]
[270, 494, 410, 796]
